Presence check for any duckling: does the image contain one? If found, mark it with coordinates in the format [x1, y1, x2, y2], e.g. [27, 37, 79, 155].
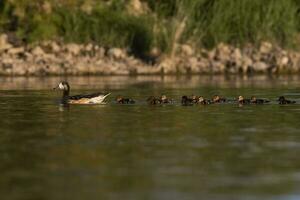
[278, 96, 296, 104]
[250, 96, 270, 104]
[116, 95, 135, 104]
[160, 95, 172, 104]
[198, 96, 211, 105]
[191, 95, 199, 103]
[212, 95, 226, 103]
[53, 81, 110, 104]
[181, 95, 194, 105]
[238, 96, 251, 104]
[147, 96, 162, 105]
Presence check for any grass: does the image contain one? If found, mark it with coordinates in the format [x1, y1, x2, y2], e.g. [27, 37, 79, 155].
[1, 0, 300, 58]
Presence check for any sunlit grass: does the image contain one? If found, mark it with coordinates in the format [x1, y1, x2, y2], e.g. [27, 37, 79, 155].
[1, 0, 300, 57]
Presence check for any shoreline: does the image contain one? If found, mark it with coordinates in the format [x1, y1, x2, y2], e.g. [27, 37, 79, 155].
[1, 34, 300, 76]
[1, 74, 300, 91]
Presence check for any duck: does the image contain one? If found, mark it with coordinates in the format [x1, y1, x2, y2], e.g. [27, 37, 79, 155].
[191, 95, 199, 103]
[250, 96, 270, 104]
[212, 95, 226, 103]
[147, 95, 172, 105]
[278, 96, 296, 104]
[160, 95, 172, 104]
[147, 96, 162, 105]
[181, 95, 194, 105]
[116, 95, 135, 104]
[197, 96, 211, 105]
[53, 81, 110, 104]
[237, 96, 251, 104]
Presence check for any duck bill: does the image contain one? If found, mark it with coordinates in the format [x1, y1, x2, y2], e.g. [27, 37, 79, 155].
[53, 86, 58, 90]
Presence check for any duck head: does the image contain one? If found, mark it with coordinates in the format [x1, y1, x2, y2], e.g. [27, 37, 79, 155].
[278, 96, 285, 102]
[212, 95, 220, 102]
[238, 95, 244, 102]
[161, 95, 167, 101]
[54, 81, 70, 96]
[192, 95, 197, 100]
[251, 96, 257, 101]
[116, 95, 123, 102]
[181, 96, 189, 103]
[198, 96, 205, 103]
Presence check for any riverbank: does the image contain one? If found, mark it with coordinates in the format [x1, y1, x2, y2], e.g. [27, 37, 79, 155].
[1, 34, 300, 76]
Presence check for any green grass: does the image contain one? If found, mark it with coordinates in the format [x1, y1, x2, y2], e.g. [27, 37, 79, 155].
[1, 0, 300, 58]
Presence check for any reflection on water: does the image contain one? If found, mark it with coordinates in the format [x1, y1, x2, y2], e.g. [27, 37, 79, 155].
[0, 75, 300, 200]
[1, 75, 300, 90]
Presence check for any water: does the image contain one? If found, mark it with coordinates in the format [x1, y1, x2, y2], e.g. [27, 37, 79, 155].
[1, 75, 300, 200]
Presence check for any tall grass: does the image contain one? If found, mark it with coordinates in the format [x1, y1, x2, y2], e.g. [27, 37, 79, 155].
[1, 0, 300, 58]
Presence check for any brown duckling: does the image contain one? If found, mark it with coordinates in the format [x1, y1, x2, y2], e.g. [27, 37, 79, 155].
[250, 96, 270, 104]
[198, 96, 212, 105]
[212, 95, 226, 103]
[278, 96, 296, 104]
[160, 95, 172, 104]
[147, 96, 162, 105]
[238, 96, 251, 104]
[191, 95, 199, 103]
[116, 95, 135, 104]
[181, 95, 194, 105]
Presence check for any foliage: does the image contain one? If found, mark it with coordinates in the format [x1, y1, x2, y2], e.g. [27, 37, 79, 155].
[0, 0, 300, 57]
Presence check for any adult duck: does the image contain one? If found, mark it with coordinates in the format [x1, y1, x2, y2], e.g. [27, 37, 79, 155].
[54, 81, 110, 104]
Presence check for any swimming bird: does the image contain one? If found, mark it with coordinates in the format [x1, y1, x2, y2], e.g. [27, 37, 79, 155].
[116, 95, 135, 104]
[212, 95, 226, 103]
[181, 96, 194, 105]
[191, 95, 199, 103]
[160, 95, 172, 104]
[147, 95, 172, 105]
[147, 96, 162, 105]
[238, 96, 251, 104]
[53, 81, 110, 104]
[198, 96, 211, 105]
[278, 96, 296, 104]
[250, 96, 270, 104]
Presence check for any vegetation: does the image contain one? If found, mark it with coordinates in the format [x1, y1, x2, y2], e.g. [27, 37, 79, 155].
[1, 0, 300, 58]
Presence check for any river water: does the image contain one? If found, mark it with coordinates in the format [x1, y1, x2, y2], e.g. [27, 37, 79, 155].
[0, 75, 300, 200]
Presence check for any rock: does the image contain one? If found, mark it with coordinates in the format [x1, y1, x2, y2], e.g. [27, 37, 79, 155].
[66, 43, 81, 55]
[260, 42, 273, 54]
[7, 47, 25, 55]
[181, 44, 194, 56]
[211, 61, 225, 73]
[107, 48, 127, 60]
[0, 34, 12, 51]
[31, 46, 45, 56]
[51, 42, 61, 53]
[253, 61, 269, 72]
[216, 43, 232, 62]
[85, 43, 93, 52]
[241, 56, 253, 73]
[232, 48, 242, 60]
[279, 56, 289, 66]
[158, 58, 176, 73]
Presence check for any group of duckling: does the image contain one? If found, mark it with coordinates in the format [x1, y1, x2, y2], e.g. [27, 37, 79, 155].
[116, 95, 296, 105]
[54, 81, 297, 105]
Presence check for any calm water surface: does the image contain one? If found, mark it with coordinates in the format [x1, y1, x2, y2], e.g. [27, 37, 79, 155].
[1, 76, 300, 200]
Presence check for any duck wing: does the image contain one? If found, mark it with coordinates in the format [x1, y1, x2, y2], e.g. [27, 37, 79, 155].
[68, 92, 110, 100]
